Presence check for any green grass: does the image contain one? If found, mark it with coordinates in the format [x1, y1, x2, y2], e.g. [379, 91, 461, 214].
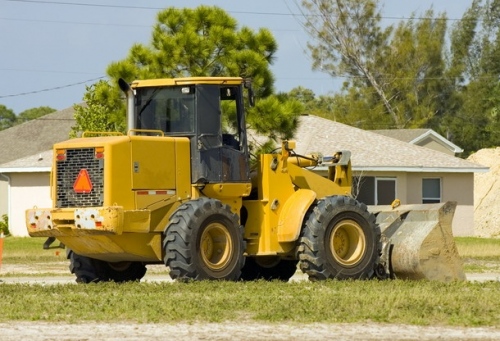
[455, 237, 500, 273]
[1, 237, 66, 264]
[1, 237, 500, 327]
[1, 280, 500, 326]
[455, 237, 500, 259]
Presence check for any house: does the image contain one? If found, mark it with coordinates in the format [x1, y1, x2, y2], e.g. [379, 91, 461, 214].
[0, 111, 488, 237]
[279, 115, 487, 237]
[0, 106, 76, 232]
[372, 128, 464, 156]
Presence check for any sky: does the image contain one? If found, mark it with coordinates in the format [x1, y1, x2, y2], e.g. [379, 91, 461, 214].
[0, 0, 473, 115]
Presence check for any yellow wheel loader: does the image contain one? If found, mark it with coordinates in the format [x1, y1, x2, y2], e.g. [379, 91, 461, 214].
[26, 76, 464, 283]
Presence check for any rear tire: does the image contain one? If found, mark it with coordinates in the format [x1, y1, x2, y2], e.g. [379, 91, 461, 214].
[67, 249, 98, 283]
[239, 256, 298, 281]
[298, 196, 381, 280]
[67, 249, 147, 283]
[163, 198, 245, 281]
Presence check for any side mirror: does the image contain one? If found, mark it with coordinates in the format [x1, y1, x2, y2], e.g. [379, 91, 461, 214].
[244, 79, 255, 107]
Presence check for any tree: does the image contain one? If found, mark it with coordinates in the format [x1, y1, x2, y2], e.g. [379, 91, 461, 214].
[442, 0, 500, 154]
[71, 80, 125, 137]
[0, 105, 16, 131]
[300, 0, 400, 126]
[300, 0, 450, 130]
[16, 106, 56, 124]
[73, 6, 303, 148]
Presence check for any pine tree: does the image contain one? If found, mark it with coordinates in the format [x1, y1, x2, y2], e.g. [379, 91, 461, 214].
[73, 6, 302, 148]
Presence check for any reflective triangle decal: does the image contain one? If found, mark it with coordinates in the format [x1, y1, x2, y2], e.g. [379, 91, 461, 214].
[73, 169, 93, 193]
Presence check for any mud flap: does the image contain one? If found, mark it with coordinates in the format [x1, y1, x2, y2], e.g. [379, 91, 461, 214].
[369, 202, 466, 282]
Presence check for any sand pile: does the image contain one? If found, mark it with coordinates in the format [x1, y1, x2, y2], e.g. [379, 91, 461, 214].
[467, 147, 500, 237]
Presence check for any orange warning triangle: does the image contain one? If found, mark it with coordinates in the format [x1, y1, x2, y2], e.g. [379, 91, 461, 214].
[73, 169, 93, 193]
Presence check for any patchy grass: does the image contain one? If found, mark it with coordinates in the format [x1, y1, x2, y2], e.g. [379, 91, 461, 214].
[455, 237, 500, 260]
[1, 237, 65, 264]
[1, 280, 500, 327]
[455, 237, 500, 273]
[1, 237, 500, 327]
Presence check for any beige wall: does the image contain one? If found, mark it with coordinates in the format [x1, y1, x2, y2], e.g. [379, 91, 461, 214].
[407, 172, 475, 236]
[405, 172, 474, 205]
[416, 137, 453, 155]
[8, 172, 51, 237]
[0, 178, 7, 217]
[356, 171, 475, 236]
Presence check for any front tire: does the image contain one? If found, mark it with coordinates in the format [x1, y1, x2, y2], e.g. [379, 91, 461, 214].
[298, 196, 381, 281]
[163, 198, 245, 281]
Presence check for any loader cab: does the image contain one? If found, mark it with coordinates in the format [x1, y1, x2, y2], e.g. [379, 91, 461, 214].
[129, 77, 251, 185]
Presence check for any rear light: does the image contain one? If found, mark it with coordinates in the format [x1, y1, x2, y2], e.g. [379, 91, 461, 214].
[55, 149, 66, 161]
[95, 147, 104, 159]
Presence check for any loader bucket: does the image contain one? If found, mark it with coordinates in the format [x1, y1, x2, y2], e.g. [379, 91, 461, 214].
[369, 201, 466, 282]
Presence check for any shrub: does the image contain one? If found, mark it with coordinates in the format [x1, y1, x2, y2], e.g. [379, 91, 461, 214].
[0, 214, 9, 236]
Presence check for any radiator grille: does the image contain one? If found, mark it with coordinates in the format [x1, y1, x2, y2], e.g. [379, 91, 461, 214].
[56, 148, 104, 208]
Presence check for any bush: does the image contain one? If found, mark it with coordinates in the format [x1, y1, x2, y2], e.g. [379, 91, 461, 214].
[0, 214, 9, 236]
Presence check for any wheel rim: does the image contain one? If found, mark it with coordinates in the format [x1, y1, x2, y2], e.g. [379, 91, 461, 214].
[329, 219, 366, 267]
[200, 222, 232, 271]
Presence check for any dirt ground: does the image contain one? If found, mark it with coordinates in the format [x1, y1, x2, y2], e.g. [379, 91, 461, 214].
[1, 320, 500, 341]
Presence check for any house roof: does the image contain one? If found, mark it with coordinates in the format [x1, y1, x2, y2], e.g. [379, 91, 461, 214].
[0, 112, 488, 174]
[372, 128, 464, 154]
[0, 150, 52, 173]
[372, 128, 432, 142]
[0, 106, 76, 165]
[291, 115, 486, 173]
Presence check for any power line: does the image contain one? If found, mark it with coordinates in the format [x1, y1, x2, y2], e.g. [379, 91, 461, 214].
[0, 16, 300, 31]
[0, 16, 151, 27]
[0, 67, 102, 75]
[2, 0, 471, 21]
[3, 0, 162, 10]
[0, 76, 106, 98]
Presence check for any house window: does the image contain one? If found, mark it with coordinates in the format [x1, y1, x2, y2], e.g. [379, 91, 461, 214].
[353, 176, 375, 205]
[422, 178, 441, 203]
[353, 176, 396, 205]
[376, 178, 396, 205]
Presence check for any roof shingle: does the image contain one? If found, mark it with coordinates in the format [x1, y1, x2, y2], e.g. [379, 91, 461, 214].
[0, 106, 76, 164]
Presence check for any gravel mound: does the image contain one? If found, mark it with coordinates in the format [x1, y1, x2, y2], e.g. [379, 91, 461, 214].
[467, 148, 500, 237]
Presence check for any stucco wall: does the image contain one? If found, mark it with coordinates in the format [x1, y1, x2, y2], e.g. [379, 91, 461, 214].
[8, 172, 51, 237]
[406, 172, 474, 205]
[0, 178, 7, 217]
[404, 172, 474, 236]
[416, 137, 453, 155]
[356, 171, 475, 236]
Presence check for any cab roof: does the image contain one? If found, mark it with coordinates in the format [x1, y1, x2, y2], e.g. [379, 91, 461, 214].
[130, 77, 244, 88]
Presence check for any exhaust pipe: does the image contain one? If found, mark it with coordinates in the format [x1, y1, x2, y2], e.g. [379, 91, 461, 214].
[118, 78, 135, 132]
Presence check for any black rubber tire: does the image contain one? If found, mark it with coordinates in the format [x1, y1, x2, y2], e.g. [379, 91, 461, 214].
[298, 195, 381, 281]
[163, 198, 245, 281]
[97, 261, 147, 283]
[67, 249, 147, 283]
[239, 256, 298, 281]
[67, 249, 99, 283]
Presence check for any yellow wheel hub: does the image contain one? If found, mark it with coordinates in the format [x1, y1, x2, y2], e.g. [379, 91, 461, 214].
[330, 220, 366, 267]
[200, 223, 232, 271]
